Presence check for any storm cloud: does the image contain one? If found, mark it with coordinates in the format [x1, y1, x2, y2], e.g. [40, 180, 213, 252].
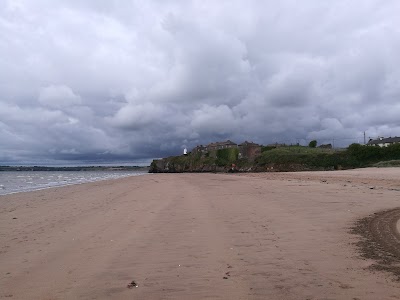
[1, 0, 400, 165]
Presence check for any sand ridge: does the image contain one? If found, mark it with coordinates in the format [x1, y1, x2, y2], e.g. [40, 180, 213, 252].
[1, 168, 400, 299]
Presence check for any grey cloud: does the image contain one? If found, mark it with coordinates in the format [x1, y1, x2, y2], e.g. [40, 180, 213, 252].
[108, 102, 166, 130]
[1, 0, 400, 164]
[190, 105, 238, 136]
[39, 85, 81, 108]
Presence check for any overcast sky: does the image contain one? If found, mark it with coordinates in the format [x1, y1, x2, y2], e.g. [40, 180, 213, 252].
[1, 0, 400, 165]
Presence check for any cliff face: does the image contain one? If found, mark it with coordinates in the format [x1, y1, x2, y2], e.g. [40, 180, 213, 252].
[149, 148, 247, 173]
[148, 146, 353, 173]
[149, 144, 400, 173]
[148, 157, 320, 173]
[149, 156, 229, 173]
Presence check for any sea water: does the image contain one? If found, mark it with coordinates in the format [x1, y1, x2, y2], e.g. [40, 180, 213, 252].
[0, 171, 147, 196]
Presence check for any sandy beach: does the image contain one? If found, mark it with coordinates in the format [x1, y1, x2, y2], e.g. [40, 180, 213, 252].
[1, 168, 400, 299]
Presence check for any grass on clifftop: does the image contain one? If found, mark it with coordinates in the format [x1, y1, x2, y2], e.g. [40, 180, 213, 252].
[261, 146, 336, 154]
[255, 146, 355, 170]
[151, 143, 400, 172]
[256, 143, 400, 170]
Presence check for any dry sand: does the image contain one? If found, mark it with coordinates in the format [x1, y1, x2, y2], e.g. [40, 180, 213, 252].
[1, 168, 400, 299]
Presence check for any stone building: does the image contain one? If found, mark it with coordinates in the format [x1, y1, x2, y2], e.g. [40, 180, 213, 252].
[206, 140, 238, 151]
[238, 141, 261, 161]
[192, 145, 207, 154]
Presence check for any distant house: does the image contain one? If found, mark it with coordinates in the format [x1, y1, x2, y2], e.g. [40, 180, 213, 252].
[192, 145, 207, 153]
[238, 141, 261, 161]
[367, 136, 400, 147]
[206, 140, 237, 151]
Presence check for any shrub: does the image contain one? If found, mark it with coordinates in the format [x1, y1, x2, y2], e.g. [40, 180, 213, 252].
[382, 143, 400, 160]
[308, 140, 317, 148]
[347, 143, 382, 161]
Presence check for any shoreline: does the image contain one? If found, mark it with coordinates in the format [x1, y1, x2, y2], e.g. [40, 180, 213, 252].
[1, 169, 400, 299]
[0, 171, 149, 197]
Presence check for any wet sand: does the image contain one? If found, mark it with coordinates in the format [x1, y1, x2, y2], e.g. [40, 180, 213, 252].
[1, 168, 400, 299]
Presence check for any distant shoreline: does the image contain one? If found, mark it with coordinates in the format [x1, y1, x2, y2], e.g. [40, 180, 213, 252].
[0, 165, 149, 172]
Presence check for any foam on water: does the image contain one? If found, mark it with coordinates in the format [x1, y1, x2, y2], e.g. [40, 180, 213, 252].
[0, 171, 147, 196]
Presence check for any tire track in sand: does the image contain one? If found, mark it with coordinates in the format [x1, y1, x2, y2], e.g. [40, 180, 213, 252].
[352, 208, 400, 279]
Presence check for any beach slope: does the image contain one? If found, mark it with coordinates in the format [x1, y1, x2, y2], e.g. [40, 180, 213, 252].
[1, 169, 400, 299]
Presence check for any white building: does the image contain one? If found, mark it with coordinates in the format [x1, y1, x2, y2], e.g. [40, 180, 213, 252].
[367, 136, 400, 147]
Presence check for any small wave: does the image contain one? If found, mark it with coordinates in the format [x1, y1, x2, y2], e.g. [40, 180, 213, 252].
[0, 171, 148, 196]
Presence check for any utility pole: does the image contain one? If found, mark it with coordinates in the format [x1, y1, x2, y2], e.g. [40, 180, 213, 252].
[364, 131, 366, 145]
[332, 138, 335, 149]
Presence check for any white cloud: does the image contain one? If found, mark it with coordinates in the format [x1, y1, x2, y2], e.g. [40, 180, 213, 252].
[38, 85, 81, 108]
[108, 102, 165, 130]
[191, 105, 238, 135]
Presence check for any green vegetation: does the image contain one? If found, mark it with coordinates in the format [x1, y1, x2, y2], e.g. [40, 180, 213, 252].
[261, 146, 276, 152]
[347, 143, 400, 164]
[216, 148, 239, 166]
[150, 143, 400, 173]
[373, 160, 400, 168]
[308, 140, 317, 148]
[254, 143, 400, 171]
[254, 146, 350, 170]
[259, 146, 333, 155]
[167, 151, 214, 171]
